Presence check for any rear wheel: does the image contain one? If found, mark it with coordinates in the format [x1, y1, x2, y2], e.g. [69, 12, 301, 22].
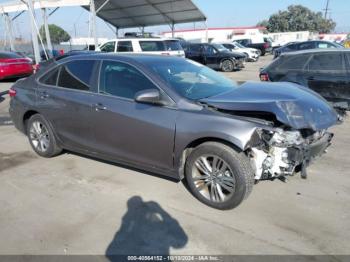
[27, 114, 62, 158]
[185, 142, 254, 210]
[220, 59, 234, 72]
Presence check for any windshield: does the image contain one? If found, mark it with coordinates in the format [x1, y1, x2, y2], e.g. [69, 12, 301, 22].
[211, 44, 228, 52]
[233, 42, 245, 49]
[149, 59, 238, 100]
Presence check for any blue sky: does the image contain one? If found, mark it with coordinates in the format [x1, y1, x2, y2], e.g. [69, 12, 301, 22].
[0, 0, 349, 40]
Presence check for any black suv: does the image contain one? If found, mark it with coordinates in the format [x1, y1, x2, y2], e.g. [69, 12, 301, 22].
[260, 49, 350, 111]
[274, 40, 343, 58]
[185, 43, 246, 72]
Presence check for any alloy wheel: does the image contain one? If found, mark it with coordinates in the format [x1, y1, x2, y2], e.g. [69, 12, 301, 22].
[29, 121, 50, 153]
[222, 60, 233, 72]
[192, 155, 236, 203]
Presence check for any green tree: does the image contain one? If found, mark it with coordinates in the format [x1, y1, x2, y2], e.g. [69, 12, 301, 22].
[257, 5, 336, 33]
[39, 24, 71, 45]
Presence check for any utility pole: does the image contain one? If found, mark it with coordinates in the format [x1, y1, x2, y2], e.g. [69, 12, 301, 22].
[90, 0, 98, 50]
[4, 13, 15, 51]
[42, 8, 53, 56]
[324, 0, 330, 19]
[27, 0, 41, 64]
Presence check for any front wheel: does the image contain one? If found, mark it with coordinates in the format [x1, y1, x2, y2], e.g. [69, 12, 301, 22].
[27, 114, 62, 158]
[220, 59, 235, 72]
[185, 142, 254, 210]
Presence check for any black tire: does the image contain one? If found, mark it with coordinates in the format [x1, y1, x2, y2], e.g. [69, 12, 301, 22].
[185, 142, 254, 210]
[26, 114, 62, 158]
[261, 50, 266, 56]
[220, 59, 234, 72]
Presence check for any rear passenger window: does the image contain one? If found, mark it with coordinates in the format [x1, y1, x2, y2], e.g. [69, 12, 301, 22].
[117, 41, 133, 52]
[189, 45, 202, 52]
[277, 55, 310, 70]
[100, 41, 116, 52]
[308, 53, 344, 71]
[139, 41, 165, 52]
[99, 61, 157, 99]
[40, 68, 59, 86]
[298, 42, 315, 50]
[58, 60, 95, 91]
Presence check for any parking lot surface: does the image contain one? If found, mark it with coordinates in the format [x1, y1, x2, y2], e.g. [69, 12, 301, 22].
[0, 55, 349, 255]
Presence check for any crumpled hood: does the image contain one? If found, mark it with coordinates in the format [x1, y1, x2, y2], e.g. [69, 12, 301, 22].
[200, 81, 338, 131]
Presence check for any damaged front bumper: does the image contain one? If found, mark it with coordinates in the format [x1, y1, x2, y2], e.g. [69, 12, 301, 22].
[249, 129, 333, 181]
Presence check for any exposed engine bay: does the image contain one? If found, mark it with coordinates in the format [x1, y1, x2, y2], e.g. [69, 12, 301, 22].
[248, 128, 333, 181]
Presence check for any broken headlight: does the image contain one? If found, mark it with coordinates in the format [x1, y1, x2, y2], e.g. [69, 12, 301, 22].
[256, 128, 304, 147]
[269, 129, 304, 147]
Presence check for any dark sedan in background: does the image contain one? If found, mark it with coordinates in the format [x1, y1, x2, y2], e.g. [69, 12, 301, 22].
[0, 52, 33, 80]
[185, 43, 246, 72]
[9, 53, 337, 210]
[273, 40, 343, 58]
[260, 49, 350, 112]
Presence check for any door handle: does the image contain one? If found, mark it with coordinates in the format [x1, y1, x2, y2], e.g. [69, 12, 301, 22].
[93, 103, 107, 111]
[39, 92, 49, 99]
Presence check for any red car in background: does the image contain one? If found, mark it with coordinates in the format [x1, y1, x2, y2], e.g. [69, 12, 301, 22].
[0, 52, 33, 80]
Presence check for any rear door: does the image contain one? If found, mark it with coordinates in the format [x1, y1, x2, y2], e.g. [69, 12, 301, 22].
[90, 60, 177, 171]
[185, 44, 203, 63]
[36, 59, 99, 152]
[202, 45, 219, 69]
[306, 52, 349, 103]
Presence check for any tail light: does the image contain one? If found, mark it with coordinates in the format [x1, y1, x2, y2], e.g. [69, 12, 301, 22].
[9, 88, 17, 97]
[263, 42, 269, 49]
[260, 73, 270, 81]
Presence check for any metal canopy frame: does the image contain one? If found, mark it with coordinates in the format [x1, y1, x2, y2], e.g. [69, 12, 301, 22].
[0, 0, 206, 64]
[86, 0, 206, 30]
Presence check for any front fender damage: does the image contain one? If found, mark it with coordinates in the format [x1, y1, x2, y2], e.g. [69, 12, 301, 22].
[246, 128, 334, 181]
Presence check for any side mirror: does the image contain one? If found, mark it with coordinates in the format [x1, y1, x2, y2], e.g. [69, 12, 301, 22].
[134, 89, 164, 105]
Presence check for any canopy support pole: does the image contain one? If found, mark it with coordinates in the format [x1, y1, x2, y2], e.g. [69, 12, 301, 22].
[42, 8, 53, 56]
[171, 22, 175, 38]
[4, 13, 15, 51]
[27, 0, 41, 64]
[204, 20, 208, 42]
[90, 0, 98, 50]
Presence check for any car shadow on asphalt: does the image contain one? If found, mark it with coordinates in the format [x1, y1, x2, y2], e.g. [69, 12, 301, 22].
[105, 196, 188, 261]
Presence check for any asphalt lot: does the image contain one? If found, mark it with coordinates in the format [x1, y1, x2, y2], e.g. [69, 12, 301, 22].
[0, 55, 349, 256]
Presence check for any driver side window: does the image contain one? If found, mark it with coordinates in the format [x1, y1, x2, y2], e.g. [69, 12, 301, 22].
[204, 46, 217, 55]
[100, 41, 116, 53]
[99, 61, 158, 99]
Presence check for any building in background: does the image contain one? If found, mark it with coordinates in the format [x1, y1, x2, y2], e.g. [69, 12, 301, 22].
[162, 26, 265, 43]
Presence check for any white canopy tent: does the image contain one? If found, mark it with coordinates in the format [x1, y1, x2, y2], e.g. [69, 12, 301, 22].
[0, 0, 206, 64]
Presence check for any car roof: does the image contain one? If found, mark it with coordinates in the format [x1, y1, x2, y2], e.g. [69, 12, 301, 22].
[281, 48, 350, 56]
[55, 52, 185, 66]
[102, 38, 179, 41]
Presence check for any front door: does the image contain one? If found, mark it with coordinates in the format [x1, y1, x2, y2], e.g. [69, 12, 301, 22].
[306, 52, 349, 105]
[91, 60, 177, 171]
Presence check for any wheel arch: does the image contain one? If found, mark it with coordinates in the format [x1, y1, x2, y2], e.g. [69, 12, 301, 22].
[177, 136, 244, 180]
[23, 110, 39, 134]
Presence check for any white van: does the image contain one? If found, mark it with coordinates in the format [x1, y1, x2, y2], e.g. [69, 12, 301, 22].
[96, 38, 185, 57]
